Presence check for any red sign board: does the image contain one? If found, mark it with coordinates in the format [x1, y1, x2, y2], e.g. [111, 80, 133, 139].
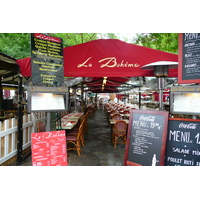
[31, 130, 68, 166]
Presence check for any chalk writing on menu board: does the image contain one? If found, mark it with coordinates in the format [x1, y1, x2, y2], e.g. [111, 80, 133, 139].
[126, 110, 168, 166]
[31, 33, 64, 86]
[182, 33, 200, 81]
[165, 119, 200, 166]
[32, 130, 67, 166]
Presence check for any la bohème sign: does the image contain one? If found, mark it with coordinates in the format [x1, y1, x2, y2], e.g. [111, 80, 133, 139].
[63, 39, 178, 77]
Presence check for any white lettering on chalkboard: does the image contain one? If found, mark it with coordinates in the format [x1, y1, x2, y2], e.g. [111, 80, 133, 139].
[184, 33, 198, 41]
[172, 147, 190, 154]
[184, 42, 195, 47]
[183, 159, 194, 165]
[195, 133, 200, 144]
[185, 63, 197, 68]
[169, 130, 191, 143]
[179, 123, 197, 129]
[192, 149, 200, 156]
[139, 115, 155, 122]
[167, 157, 182, 164]
[196, 162, 200, 166]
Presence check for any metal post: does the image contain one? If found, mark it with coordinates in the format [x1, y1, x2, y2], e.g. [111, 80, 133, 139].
[139, 87, 141, 109]
[157, 77, 165, 111]
[46, 112, 51, 131]
[17, 74, 23, 165]
[74, 86, 77, 112]
[81, 82, 84, 113]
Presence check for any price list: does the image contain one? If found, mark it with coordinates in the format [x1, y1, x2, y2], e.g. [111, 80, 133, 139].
[165, 119, 200, 166]
[124, 110, 168, 166]
[182, 33, 200, 81]
[31, 33, 64, 86]
[31, 130, 68, 166]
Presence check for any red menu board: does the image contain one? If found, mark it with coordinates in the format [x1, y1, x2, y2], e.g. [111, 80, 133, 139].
[31, 130, 68, 166]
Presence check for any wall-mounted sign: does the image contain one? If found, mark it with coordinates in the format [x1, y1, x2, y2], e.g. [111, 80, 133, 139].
[170, 86, 200, 115]
[178, 33, 200, 84]
[124, 110, 168, 166]
[31, 33, 64, 86]
[165, 118, 200, 166]
[32, 130, 68, 166]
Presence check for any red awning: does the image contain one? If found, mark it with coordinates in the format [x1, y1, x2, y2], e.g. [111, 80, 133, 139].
[17, 39, 178, 78]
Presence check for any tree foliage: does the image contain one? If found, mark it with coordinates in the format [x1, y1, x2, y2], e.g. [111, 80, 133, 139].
[0, 33, 179, 59]
[0, 33, 119, 59]
[132, 33, 178, 54]
[0, 33, 31, 59]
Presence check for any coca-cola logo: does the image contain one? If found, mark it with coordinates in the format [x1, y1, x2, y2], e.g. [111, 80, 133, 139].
[179, 123, 197, 129]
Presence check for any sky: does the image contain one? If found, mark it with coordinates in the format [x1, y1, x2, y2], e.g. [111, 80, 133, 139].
[117, 33, 137, 43]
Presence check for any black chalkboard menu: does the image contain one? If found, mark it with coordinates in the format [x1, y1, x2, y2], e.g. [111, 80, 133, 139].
[165, 118, 200, 166]
[124, 110, 169, 166]
[178, 33, 200, 84]
[31, 33, 64, 86]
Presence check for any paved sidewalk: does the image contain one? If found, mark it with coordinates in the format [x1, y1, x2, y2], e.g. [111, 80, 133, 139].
[67, 107, 126, 166]
[15, 106, 126, 166]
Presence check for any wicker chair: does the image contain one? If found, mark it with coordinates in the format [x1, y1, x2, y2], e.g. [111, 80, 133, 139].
[37, 121, 46, 132]
[111, 113, 122, 120]
[66, 121, 84, 156]
[113, 120, 128, 149]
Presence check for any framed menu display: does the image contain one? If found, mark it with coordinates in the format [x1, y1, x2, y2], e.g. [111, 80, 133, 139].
[170, 86, 200, 115]
[165, 118, 200, 166]
[124, 110, 168, 166]
[27, 86, 68, 112]
[32, 130, 68, 166]
[178, 33, 200, 84]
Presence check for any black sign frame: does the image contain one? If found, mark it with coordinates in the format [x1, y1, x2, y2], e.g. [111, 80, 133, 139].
[124, 110, 169, 166]
[31, 33, 64, 86]
[165, 118, 200, 166]
[178, 33, 200, 84]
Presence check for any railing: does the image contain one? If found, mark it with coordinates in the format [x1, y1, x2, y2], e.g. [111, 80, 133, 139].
[0, 112, 46, 165]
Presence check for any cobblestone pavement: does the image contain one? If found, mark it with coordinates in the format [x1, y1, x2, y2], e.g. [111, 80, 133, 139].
[15, 107, 126, 166]
[67, 107, 126, 166]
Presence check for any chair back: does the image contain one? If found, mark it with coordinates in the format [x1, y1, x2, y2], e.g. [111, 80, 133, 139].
[110, 110, 118, 115]
[113, 120, 127, 134]
[123, 110, 130, 114]
[112, 113, 122, 120]
[37, 121, 46, 132]
[76, 120, 85, 139]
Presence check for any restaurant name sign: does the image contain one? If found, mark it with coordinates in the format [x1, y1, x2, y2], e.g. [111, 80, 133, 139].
[31, 33, 64, 86]
[77, 57, 140, 68]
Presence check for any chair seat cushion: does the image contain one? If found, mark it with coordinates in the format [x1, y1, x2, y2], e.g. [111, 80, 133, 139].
[67, 132, 77, 136]
[66, 135, 77, 141]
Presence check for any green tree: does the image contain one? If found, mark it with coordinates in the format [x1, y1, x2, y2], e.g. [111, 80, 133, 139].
[132, 33, 178, 54]
[0, 33, 30, 59]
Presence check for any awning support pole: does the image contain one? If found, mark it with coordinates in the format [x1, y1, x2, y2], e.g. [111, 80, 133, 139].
[17, 74, 23, 165]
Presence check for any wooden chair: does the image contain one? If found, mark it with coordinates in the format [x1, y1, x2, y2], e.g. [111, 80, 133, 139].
[87, 106, 94, 116]
[37, 121, 46, 132]
[83, 111, 89, 133]
[122, 110, 130, 114]
[66, 122, 84, 156]
[113, 120, 128, 149]
[111, 113, 122, 120]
